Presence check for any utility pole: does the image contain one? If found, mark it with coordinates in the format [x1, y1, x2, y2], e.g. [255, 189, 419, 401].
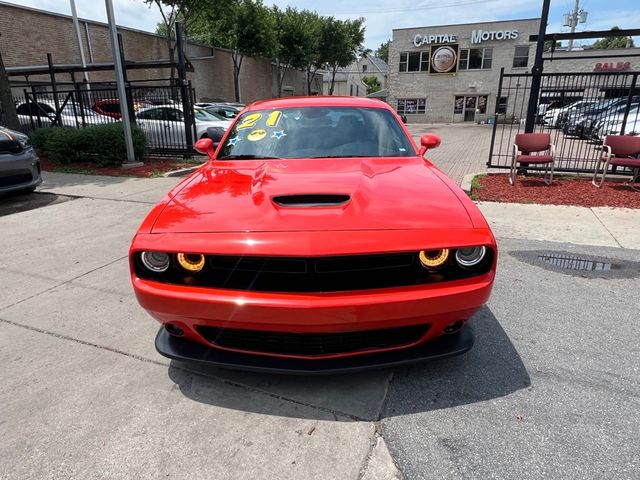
[563, 0, 588, 51]
[105, 0, 141, 167]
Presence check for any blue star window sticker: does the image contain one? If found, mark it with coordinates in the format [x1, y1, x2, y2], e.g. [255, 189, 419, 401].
[228, 136, 240, 146]
[271, 130, 287, 140]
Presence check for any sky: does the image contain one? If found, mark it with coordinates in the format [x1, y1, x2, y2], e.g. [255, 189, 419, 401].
[4, 0, 640, 50]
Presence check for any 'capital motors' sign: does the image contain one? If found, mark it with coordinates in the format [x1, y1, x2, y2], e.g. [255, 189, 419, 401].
[471, 29, 519, 43]
[414, 33, 458, 47]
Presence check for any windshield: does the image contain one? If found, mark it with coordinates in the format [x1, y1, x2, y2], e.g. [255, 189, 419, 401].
[217, 107, 414, 160]
[194, 108, 223, 122]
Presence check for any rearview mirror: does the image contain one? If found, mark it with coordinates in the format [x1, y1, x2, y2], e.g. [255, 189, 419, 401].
[418, 133, 441, 157]
[194, 137, 215, 160]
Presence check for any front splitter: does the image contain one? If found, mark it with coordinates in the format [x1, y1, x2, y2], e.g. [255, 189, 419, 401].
[155, 326, 474, 375]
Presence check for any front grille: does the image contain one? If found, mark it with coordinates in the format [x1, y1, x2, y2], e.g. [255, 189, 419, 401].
[197, 324, 430, 356]
[0, 170, 32, 187]
[134, 250, 494, 293]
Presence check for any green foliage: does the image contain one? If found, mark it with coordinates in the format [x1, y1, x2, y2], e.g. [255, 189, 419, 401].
[375, 40, 390, 63]
[30, 124, 148, 166]
[362, 75, 381, 95]
[543, 40, 563, 52]
[593, 27, 634, 49]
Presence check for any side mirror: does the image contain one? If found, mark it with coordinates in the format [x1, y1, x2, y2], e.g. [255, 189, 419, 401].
[194, 137, 215, 161]
[418, 133, 441, 157]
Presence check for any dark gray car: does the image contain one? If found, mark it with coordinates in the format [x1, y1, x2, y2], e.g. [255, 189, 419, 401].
[0, 126, 42, 194]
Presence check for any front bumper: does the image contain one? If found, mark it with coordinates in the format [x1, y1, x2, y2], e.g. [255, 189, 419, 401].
[0, 148, 42, 194]
[156, 324, 474, 374]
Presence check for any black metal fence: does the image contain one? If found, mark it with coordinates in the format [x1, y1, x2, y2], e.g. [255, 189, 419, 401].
[12, 81, 198, 156]
[488, 69, 640, 174]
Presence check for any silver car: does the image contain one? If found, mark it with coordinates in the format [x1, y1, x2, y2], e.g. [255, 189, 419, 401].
[0, 126, 42, 194]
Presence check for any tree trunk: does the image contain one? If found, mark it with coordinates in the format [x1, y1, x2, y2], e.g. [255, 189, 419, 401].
[0, 48, 19, 131]
[233, 52, 243, 103]
[277, 61, 289, 98]
[329, 65, 338, 96]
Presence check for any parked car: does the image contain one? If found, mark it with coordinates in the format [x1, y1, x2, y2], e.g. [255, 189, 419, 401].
[16, 100, 111, 128]
[543, 100, 598, 128]
[0, 126, 42, 195]
[92, 98, 154, 120]
[195, 102, 242, 119]
[129, 96, 497, 373]
[564, 98, 640, 138]
[593, 105, 640, 141]
[135, 105, 232, 148]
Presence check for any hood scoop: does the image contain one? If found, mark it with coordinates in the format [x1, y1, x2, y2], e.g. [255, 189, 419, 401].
[272, 194, 351, 208]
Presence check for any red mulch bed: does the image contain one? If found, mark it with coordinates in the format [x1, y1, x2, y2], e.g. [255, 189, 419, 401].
[40, 156, 204, 178]
[473, 174, 640, 209]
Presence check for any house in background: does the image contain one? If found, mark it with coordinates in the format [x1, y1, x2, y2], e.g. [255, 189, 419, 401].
[321, 55, 389, 98]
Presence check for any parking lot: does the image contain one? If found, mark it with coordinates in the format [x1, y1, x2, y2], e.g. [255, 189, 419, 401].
[1, 132, 639, 478]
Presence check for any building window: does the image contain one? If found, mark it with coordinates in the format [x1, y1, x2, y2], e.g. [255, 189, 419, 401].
[459, 47, 493, 70]
[397, 98, 426, 115]
[497, 96, 508, 114]
[512, 46, 530, 68]
[399, 51, 429, 72]
[362, 64, 367, 72]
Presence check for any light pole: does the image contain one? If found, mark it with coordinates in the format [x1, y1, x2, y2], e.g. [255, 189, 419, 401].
[69, 0, 90, 85]
[105, 0, 141, 167]
[563, 0, 588, 51]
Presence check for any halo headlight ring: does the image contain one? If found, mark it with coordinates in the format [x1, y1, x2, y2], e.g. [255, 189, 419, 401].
[140, 251, 170, 273]
[176, 253, 206, 272]
[455, 246, 487, 268]
[418, 249, 450, 269]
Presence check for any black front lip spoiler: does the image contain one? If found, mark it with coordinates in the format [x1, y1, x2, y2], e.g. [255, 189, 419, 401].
[155, 326, 474, 375]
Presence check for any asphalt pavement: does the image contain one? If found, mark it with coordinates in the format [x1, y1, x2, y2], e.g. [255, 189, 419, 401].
[0, 171, 639, 479]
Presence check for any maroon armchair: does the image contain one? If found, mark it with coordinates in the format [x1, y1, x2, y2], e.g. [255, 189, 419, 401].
[592, 135, 640, 191]
[510, 133, 556, 185]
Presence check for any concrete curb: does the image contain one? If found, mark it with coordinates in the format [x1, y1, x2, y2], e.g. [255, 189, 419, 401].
[460, 171, 499, 194]
[163, 163, 205, 178]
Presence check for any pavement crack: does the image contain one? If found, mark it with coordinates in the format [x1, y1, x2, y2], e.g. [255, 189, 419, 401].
[0, 317, 364, 422]
[0, 255, 128, 313]
[589, 208, 623, 248]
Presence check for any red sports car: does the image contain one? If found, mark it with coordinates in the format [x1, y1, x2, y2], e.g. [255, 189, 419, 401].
[130, 96, 496, 373]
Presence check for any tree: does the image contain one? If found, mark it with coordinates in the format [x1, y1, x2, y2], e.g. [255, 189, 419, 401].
[593, 27, 634, 49]
[145, 0, 208, 80]
[272, 7, 318, 97]
[0, 42, 19, 131]
[193, 0, 277, 102]
[362, 75, 381, 95]
[543, 39, 563, 52]
[375, 40, 390, 63]
[322, 18, 365, 95]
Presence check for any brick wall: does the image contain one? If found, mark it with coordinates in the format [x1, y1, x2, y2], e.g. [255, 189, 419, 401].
[0, 2, 310, 103]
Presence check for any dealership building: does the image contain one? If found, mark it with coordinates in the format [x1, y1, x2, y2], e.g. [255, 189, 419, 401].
[387, 18, 640, 123]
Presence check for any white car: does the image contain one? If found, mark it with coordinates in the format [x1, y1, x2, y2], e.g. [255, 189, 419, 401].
[594, 106, 640, 140]
[135, 105, 231, 148]
[16, 100, 110, 129]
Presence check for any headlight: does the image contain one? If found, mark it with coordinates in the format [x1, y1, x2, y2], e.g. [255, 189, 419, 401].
[418, 249, 449, 269]
[140, 251, 170, 272]
[176, 253, 205, 272]
[455, 246, 487, 268]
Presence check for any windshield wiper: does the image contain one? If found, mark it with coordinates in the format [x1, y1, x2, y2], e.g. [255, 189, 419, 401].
[218, 154, 281, 160]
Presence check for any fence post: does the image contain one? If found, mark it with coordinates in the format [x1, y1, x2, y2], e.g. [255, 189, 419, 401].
[525, 0, 551, 133]
[176, 22, 194, 152]
[487, 67, 504, 167]
[47, 53, 62, 126]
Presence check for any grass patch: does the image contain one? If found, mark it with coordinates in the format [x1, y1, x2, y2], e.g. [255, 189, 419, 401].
[469, 174, 487, 201]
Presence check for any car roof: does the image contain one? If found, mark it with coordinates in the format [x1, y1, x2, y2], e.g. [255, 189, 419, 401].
[245, 96, 392, 112]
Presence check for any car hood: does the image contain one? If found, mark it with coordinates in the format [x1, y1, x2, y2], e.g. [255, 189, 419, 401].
[151, 157, 473, 233]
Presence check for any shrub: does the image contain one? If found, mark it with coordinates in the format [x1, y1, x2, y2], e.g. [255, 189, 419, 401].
[30, 123, 148, 166]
